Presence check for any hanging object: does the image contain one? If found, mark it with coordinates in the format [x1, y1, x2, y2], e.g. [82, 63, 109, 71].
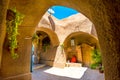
[71, 38, 75, 46]
[48, 8, 55, 31]
[6, 8, 24, 59]
[48, 15, 55, 31]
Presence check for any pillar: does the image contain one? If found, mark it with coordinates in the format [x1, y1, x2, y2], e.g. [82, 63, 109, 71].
[91, 1, 120, 80]
[53, 45, 66, 68]
[0, 26, 35, 80]
[0, 0, 9, 68]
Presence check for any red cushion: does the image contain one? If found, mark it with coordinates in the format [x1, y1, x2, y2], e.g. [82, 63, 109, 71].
[71, 56, 77, 63]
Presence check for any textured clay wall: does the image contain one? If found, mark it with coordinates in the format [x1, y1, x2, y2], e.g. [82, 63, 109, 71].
[0, 26, 35, 80]
[40, 46, 57, 66]
[81, 43, 93, 67]
[64, 32, 98, 67]
[35, 27, 59, 66]
[89, 1, 120, 80]
[0, 0, 9, 69]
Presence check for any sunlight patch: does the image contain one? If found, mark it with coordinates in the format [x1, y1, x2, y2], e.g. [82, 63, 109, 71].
[44, 67, 87, 79]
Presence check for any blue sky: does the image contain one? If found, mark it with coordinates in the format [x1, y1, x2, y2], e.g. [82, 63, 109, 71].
[48, 6, 78, 20]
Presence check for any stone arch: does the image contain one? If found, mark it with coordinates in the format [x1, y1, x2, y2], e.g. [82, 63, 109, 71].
[36, 27, 59, 47]
[64, 31, 98, 47]
[32, 28, 59, 66]
[63, 31, 100, 67]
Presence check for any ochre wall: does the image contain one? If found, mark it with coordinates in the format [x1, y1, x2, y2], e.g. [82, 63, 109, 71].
[64, 32, 98, 67]
[36, 27, 59, 47]
[81, 43, 93, 67]
[0, 26, 34, 80]
[65, 46, 83, 63]
[34, 27, 59, 66]
[76, 45, 82, 63]
[89, 1, 120, 80]
[0, 0, 9, 69]
[40, 46, 57, 66]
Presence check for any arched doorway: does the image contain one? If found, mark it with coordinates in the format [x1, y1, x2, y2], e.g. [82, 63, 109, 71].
[33, 5, 104, 80]
[32, 27, 59, 66]
[64, 31, 100, 67]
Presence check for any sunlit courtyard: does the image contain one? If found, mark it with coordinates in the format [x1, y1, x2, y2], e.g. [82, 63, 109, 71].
[32, 66, 104, 80]
[44, 67, 87, 79]
[1, 1, 119, 80]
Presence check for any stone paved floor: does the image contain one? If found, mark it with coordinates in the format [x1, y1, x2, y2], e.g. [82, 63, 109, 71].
[32, 66, 104, 80]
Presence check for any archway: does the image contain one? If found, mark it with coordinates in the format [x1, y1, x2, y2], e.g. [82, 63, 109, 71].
[36, 27, 59, 47]
[32, 27, 59, 67]
[64, 31, 100, 67]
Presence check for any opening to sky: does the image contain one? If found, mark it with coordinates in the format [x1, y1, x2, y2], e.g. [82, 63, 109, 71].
[48, 6, 78, 20]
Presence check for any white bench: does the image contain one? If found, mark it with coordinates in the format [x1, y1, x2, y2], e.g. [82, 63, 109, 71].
[66, 63, 82, 67]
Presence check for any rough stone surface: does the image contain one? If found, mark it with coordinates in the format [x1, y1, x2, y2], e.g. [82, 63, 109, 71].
[0, 25, 35, 80]
[38, 12, 93, 43]
[37, 12, 97, 68]
[0, 0, 9, 68]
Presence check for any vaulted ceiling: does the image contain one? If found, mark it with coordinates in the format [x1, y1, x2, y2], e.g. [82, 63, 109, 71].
[8, 0, 92, 27]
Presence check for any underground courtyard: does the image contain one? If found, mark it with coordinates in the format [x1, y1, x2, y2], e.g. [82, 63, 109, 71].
[0, 0, 120, 80]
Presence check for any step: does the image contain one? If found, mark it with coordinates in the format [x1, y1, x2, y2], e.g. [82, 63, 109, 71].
[33, 64, 46, 70]
[66, 63, 82, 67]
